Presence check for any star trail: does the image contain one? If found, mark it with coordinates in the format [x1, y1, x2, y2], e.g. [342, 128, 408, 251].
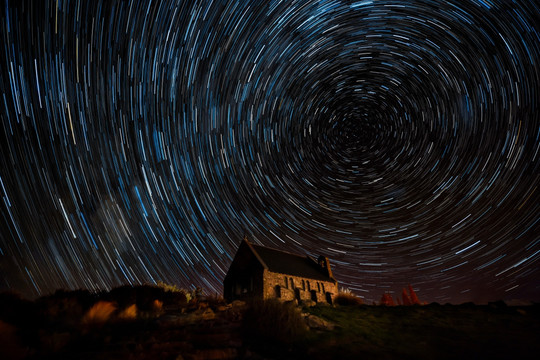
[0, 0, 539, 304]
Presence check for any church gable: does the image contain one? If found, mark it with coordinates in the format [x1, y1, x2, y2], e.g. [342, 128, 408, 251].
[224, 238, 339, 304]
[223, 240, 266, 301]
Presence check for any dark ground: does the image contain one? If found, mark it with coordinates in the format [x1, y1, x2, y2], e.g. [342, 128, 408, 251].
[0, 288, 538, 360]
[304, 302, 540, 360]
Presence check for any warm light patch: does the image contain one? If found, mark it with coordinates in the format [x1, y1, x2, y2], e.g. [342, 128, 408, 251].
[118, 304, 137, 320]
[81, 301, 116, 324]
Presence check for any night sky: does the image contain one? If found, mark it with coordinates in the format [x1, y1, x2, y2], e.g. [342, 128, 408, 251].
[1, 0, 538, 304]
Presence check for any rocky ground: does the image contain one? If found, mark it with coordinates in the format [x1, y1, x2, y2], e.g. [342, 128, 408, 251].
[1, 299, 248, 360]
[1, 289, 539, 360]
[0, 295, 329, 360]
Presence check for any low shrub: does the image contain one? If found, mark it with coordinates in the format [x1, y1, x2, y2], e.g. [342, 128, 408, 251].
[0, 320, 26, 360]
[37, 289, 94, 325]
[155, 281, 183, 293]
[155, 281, 192, 301]
[380, 293, 396, 306]
[152, 299, 163, 314]
[117, 304, 137, 320]
[205, 293, 227, 309]
[242, 299, 307, 348]
[105, 285, 137, 308]
[81, 301, 116, 324]
[335, 291, 364, 306]
[0, 292, 40, 328]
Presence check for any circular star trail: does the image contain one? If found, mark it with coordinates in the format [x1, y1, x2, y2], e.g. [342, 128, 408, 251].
[1, 0, 539, 304]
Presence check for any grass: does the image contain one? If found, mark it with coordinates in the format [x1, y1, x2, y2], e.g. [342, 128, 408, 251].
[242, 298, 307, 354]
[304, 303, 540, 359]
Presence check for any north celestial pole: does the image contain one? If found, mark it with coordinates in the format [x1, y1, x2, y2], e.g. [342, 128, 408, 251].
[0, 0, 538, 304]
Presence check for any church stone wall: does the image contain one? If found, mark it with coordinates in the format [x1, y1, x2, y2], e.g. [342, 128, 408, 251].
[262, 269, 338, 304]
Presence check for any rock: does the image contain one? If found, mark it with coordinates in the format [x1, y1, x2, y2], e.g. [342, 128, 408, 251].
[304, 314, 335, 331]
[301, 300, 316, 307]
[200, 308, 215, 321]
[216, 305, 228, 312]
[230, 300, 246, 309]
[285, 299, 298, 306]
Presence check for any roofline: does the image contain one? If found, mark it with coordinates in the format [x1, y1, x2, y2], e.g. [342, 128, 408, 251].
[306, 255, 337, 282]
[250, 241, 337, 282]
[243, 238, 269, 270]
[250, 241, 310, 260]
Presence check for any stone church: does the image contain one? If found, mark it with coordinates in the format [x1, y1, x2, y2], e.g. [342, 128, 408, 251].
[224, 237, 338, 304]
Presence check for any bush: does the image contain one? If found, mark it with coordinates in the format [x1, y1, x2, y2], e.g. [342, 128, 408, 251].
[155, 281, 182, 293]
[117, 304, 138, 320]
[205, 293, 227, 309]
[155, 281, 191, 304]
[81, 301, 116, 324]
[335, 291, 364, 306]
[380, 293, 396, 306]
[242, 299, 307, 348]
[152, 299, 163, 314]
[0, 320, 26, 360]
[105, 285, 169, 313]
[0, 292, 40, 328]
[35, 289, 95, 327]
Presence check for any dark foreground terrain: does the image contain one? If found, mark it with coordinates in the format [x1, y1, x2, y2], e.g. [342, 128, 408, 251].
[304, 302, 540, 360]
[0, 287, 538, 359]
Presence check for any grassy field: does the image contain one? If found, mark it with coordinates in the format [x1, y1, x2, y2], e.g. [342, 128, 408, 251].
[301, 303, 540, 359]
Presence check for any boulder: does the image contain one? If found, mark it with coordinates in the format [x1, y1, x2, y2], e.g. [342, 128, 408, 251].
[303, 314, 335, 331]
[200, 308, 215, 321]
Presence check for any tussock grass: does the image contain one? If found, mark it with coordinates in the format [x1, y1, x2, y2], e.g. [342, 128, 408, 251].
[335, 291, 364, 306]
[305, 303, 540, 359]
[118, 304, 137, 320]
[243, 299, 307, 347]
[81, 301, 116, 324]
[152, 299, 163, 314]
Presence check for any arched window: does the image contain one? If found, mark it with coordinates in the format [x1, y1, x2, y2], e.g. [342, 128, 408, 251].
[307, 281, 311, 291]
[322, 283, 325, 293]
[317, 282, 321, 292]
[290, 278, 294, 289]
[284, 277, 288, 289]
[302, 280, 305, 290]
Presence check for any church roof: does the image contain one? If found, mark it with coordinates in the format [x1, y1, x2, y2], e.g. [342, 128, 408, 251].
[248, 242, 336, 282]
